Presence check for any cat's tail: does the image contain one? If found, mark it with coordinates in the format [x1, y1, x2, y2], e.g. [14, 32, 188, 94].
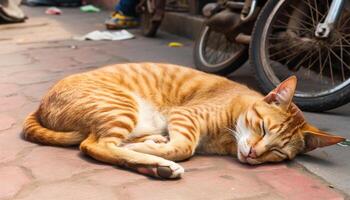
[23, 112, 85, 146]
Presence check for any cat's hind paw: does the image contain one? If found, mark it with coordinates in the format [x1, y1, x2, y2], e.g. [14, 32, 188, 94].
[135, 161, 184, 179]
[158, 161, 185, 179]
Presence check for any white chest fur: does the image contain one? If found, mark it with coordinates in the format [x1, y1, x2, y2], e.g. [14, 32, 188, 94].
[130, 94, 168, 137]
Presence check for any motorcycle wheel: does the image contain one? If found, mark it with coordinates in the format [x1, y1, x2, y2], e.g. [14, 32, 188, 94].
[193, 25, 248, 75]
[250, 0, 350, 111]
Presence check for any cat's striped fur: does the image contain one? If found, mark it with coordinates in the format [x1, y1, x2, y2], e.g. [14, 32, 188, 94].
[23, 63, 345, 178]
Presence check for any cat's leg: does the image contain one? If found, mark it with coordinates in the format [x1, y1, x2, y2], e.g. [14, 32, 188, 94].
[125, 108, 200, 161]
[79, 90, 183, 178]
[80, 133, 184, 179]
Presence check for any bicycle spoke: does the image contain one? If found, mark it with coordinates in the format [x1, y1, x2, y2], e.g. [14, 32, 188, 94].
[217, 37, 230, 63]
[267, 38, 295, 49]
[339, 13, 350, 30]
[313, 0, 319, 24]
[290, 4, 314, 23]
[327, 48, 335, 85]
[224, 39, 230, 54]
[211, 32, 223, 64]
[267, 35, 285, 40]
[326, 45, 350, 70]
[204, 32, 216, 58]
[221, 42, 229, 61]
[272, 24, 312, 32]
[281, 12, 315, 29]
[339, 39, 346, 81]
[304, 0, 316, 27]
[268, 37, 300, 52]
[337, 44, 350, 57]
[306, 47, 321, 71]
[213, 50, 220, 64]
[332, 44, 350, 48]
[217, 44, 227, 63]
[342, 50, 350, 66]
[273, 45, 305, 63]
[271, 47, 300, 62]
[318, 47, 326, 80]
[293, 48, 317, 70]
[341, 24, 350, 31]
[305, 48, 320, 77]
[306, 0, 326, 22]
[205, 48, 215, 60]
[268, 41, 303, 57]
[339, 32, 350, 39]
[336, 31, 350, 47]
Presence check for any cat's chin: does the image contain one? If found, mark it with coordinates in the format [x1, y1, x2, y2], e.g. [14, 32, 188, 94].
[237, 151, 262, 165]
[239, 158, 262, 165]
[246, 158, 262, 165]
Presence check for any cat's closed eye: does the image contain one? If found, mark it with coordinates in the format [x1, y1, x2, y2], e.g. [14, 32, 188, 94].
[261, 122, 267, 137]
[271, 148, 287, 158]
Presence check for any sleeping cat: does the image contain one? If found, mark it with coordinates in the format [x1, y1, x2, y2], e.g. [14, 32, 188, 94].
[23, 63, 345, 179]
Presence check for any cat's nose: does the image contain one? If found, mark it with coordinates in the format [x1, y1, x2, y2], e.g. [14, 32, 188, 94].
[248, 148, 257, 158]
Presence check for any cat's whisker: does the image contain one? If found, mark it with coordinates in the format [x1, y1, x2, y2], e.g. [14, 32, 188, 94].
[225, 127, 237, 139]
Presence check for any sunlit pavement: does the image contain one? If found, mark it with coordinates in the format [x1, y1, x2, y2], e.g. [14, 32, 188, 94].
[0, 6, 348, 200]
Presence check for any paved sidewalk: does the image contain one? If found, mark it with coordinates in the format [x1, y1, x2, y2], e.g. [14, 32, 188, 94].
[0, 6, 348, 200]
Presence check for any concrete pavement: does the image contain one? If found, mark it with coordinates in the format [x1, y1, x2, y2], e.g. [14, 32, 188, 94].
[0, 6, 349, 200]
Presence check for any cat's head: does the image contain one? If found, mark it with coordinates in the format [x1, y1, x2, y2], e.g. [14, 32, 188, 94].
[235, 76, 345, 165]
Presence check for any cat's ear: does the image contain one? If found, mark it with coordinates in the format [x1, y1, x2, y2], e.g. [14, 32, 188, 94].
[263, 76, 297, 109]
[302, 124, 345, 152]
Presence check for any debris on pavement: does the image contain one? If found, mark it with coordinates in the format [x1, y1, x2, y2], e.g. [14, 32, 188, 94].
[168, 42, 184, 47]
[80, 5, 100, 13]
[74, 30, 135, 41]
[45, 7, 62, 15]
[338, 139, 350, 147]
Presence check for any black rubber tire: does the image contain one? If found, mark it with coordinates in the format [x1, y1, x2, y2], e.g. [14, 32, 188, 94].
[250, 0, 350, 112]
[193, 25, 248, 75]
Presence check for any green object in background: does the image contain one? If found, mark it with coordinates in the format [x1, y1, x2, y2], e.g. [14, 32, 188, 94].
[80, 5, 100, 13]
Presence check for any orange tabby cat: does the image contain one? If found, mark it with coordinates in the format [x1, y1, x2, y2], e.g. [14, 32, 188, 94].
[23, 63, 345, 179]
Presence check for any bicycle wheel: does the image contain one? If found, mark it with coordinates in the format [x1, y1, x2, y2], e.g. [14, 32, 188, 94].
[250, 0, 350, 111]
[194, 25, 248, 75]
